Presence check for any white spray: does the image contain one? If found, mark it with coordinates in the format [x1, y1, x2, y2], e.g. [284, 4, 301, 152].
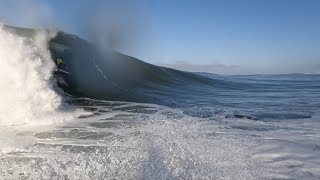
[0, 25, 77, 126]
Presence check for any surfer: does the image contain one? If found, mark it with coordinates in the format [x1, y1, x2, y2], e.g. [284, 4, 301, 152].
[56, 58, 63, 66]
[55, 58, 71, 74]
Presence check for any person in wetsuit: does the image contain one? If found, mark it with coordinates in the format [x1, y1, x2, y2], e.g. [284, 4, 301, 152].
[52, 48, 74, 89]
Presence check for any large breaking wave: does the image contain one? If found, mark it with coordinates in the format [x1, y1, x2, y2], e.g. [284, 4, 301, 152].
[0, 25, 319, 179]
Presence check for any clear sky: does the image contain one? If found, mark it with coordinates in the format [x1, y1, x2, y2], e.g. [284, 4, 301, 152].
[1, 0, 319, 75]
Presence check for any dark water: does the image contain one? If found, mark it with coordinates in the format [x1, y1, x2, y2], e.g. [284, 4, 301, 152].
[1, 25, 320, 179]
[175, 73, 320, 120]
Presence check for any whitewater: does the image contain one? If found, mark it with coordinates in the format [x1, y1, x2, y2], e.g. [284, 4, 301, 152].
[0, 25, 78, 127]
[0, 25, 319, 179]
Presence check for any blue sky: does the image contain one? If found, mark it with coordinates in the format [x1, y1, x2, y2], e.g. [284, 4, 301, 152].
[1, 0, 319, 74]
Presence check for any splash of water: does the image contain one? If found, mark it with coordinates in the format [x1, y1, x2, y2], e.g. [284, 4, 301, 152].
[0, 25, 76, 126]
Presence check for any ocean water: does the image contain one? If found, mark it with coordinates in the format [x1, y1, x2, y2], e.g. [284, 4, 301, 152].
[0, 25, 320, 179]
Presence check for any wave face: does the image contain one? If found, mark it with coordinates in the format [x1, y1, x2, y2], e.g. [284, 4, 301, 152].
[0, 25, 77, 126]
[3, 25, 237, 103]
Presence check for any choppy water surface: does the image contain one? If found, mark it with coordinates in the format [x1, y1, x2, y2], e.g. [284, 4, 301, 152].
[0, 74, 319, 180]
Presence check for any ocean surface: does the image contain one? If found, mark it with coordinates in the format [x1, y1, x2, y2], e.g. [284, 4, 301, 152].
[0, 25, 320, 179]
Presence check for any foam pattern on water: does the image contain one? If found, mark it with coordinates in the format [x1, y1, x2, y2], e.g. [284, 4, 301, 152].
[0, 101, 272, 179]
[1, 100, 320, 179]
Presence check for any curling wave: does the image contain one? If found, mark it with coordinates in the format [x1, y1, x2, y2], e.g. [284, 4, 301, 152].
[3, 25, 239, 104]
